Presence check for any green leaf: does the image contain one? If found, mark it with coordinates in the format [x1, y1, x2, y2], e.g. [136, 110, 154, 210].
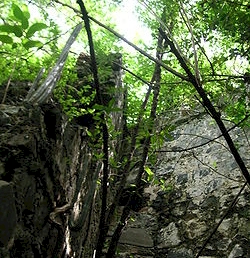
[0, 24, 13, 33]
[23, 11, 30, 19]
[86, 130, 92, 137]
[92, 103, 104, 111]
[12, 3, 25, 21]
[21, 17, 29, 30]
[0, 35, 13, 44]
[12, 4, 29, 29]
[23, 40, 43, 49]
[144, 166, 153, 175]
[166, 184, 173, 191]
[212, 161, 217, 168]
[21, 5, 31, 19]
[144, 166, 154, 181]
[0, 24, 22, 37]
[13, 25, 23, 37]
[26, 23, 48, 38]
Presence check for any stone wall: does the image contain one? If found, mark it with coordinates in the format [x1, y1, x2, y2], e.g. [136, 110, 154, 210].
[0, 102, 97, 257]
[0, 53, 124, 258]
[117, 115, 250, 258]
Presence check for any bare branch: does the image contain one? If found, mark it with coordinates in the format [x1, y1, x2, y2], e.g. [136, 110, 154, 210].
[106, 26, 164, 258]
[156, 113, 250, 153]
[139, 0, 192, 67]
[113, 61, 153, 87]
[191, 151, 242, 182]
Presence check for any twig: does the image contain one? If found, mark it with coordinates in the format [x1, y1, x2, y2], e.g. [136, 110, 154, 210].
[191, 151, 241, 182]
[1, 54, 19, 104]
[157, 132, 229, 153]
[156, 114, 250, 153]
[139, 0, 192, 67]
[113, 61, 152, 87]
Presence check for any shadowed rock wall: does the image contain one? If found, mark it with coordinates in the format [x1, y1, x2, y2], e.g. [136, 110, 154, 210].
[116, 115, 250, 258]
[0, 54, 124, 258]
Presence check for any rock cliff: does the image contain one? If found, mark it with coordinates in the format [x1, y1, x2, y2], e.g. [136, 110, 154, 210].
[116, 115, 250, 258]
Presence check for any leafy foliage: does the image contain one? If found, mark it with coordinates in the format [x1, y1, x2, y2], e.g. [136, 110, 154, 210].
[0, 3, 47, 49]
[0, 0, 249, 256]
[0, 2, 63, 90]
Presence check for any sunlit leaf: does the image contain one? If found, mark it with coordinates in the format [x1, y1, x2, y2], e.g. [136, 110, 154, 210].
[0, 35, 13, 44]
[21, 5, 31, 19]
[144, 166, 154, 181]
[12, 3, 29, 29]
[144, 166, 153, 175]
[86, 130, 92, 137]
[0, 24, 22, 37]
[23, 39, 43, 49]
[12, 3, 25, 21]
[26, 23, 48, 38]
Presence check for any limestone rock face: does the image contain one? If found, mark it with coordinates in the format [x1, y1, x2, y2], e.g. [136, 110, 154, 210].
[119, 228, 153, 247]
[157, 222, 181, 248]
[0, 52, 124, 258]
[0, 180, 17, 247]
[116, 115, 250, 258]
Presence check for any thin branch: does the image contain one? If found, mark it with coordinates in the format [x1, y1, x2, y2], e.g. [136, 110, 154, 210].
[54, 0, 247, 85]
[191, 151, 242, 182]
[76, 2, 109, 258]
[156, 112, 250, 153]
[106, 27, 164, 258]
[209, 74, 246, 79]
[202, 78, 241, 83]
[157, 132, 230, 153]
[139, 0, 192, 67]
[1, 61, 17, 104]
[89, 15, 188, 81]
[159, 28, 250, 186]
[103, 64, 157, 257]
[26, 28, 72, 59]
[196, 40, 215, 76]
[114, 61, 153, 87]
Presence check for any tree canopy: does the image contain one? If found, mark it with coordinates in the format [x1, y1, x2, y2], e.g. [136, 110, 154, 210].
[1, 0, 249, 123]
[0, 0, 249, 257]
